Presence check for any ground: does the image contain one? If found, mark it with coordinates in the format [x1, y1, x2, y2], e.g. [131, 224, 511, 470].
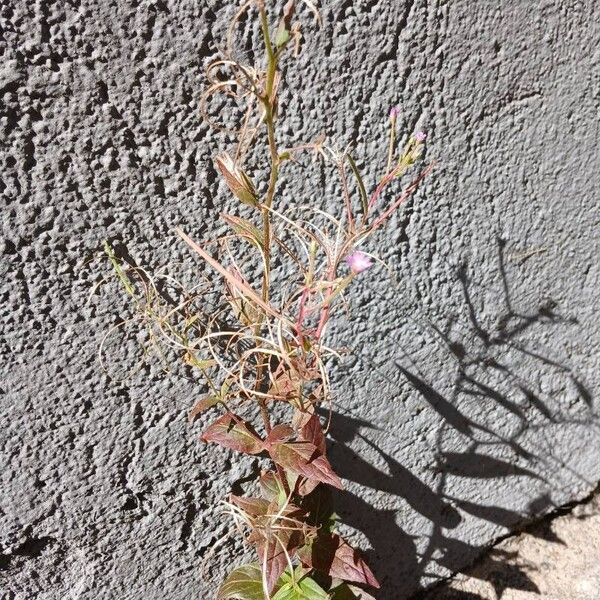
[422, 490, 600, 599]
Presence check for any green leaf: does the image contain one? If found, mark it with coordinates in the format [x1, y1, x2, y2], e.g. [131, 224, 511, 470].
[221, 213, 264, 248]
[345, 154, 368, 219]
[104, 240, 135, 297]
[330, 583, 376, 600]
[275, 25, 290, 47]
[184, 353, 217, 371]
[217, 563, 265, 600]
[273, 569, 329, 600]
[272, 583, 298, 600]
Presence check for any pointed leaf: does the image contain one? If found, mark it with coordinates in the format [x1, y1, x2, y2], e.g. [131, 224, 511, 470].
[268, 369, 302, 401]
[266, 424, 295, 446]
[297, 534, 379, 589]
[176, 228, 290, 325]
[259, 471, 287, 504]
[222, 213, 264, 247]
[330, 583, 377, 600]
[184, 353, 218, 371]
[273, 569, 329, 600]
[299, 415, 326, 454]
[215, 153, 258, 206]
[230, 494, 270, 518]
[188, 395, 221, 423]
[255, 504, 307, 594]
[270, 441, 342, 489]
[257, 535, 290, 595]
[346, 154, 368, 220]
[302, 485, 335, 531]
[201, 413, 264, 454]
[217, 563, 264, 600]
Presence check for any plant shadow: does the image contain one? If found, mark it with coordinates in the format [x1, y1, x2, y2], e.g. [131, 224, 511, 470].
[324, 237, 596, 599]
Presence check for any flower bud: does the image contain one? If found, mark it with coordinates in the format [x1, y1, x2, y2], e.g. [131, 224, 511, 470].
[346, 251, 373, 274]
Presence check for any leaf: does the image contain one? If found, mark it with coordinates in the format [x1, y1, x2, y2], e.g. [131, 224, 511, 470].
[221, 213, 264, 248]
[272, 576, 328, 600]
[266, 424, 295, 446]
[271, 583, 298, 600]
[301, 485, 335, 531]
[217, 563, 264, 600]
[259, 471, 287, 504]
[224, 265, 261, 325]
[184, 353, 218, 371]
[254, 504, 307, 594]
[346, 154, 368, 220]
[215, 153, 258, 206]
[297, 534, 379, 589]
[330, 583, 377, 600]
[201, 413, 264, 454]
[270, 441, 343, 489]
[275, 25, 290, 47]
[104, 240, 135, 297]
[230, 494, 270, 518]
[268, 368, 302, 401]
[188, 395, 221, 423]
[176, 228, 290, 325]
[257, 535, 289, 595]
[299, 415, 326, 454]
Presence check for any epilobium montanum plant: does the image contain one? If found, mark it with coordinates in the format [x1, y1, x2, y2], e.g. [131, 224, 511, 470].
[102, 1, 430, 598]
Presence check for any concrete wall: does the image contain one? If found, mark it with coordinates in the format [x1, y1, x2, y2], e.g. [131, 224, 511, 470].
[2, 1, 599, 598]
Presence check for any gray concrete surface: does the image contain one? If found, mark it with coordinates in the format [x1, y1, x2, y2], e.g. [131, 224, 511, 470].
[1, 1, 599, 598]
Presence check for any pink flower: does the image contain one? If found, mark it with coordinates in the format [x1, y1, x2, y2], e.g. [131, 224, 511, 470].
[415, 131, 427, 142]
[389, 106, 400, 119]
[346, 251, 373, 274]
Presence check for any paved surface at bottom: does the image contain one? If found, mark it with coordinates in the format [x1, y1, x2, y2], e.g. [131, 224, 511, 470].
[421, 491, 600, 599]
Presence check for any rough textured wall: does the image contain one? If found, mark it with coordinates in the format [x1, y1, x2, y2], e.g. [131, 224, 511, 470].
[2, 0, 599, 598]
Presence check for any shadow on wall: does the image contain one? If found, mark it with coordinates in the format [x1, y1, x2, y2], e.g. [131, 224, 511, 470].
[325, 238, 597, 600]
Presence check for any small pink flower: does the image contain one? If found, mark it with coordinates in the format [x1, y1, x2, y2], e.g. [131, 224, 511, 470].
[389, 106, 400, 119]
[415, 131, 427, 142]
[346, 251, 373, 274]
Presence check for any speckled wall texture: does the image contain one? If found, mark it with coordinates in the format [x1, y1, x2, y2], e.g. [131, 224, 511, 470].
[1, 1, 599, 598]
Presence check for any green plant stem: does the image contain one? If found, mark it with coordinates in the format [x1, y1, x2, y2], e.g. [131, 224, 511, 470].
[256, 6, 290, 498]
[259, 6, 280, 305]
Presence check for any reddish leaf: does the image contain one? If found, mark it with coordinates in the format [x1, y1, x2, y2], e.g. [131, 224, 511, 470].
[201, 413, 264, 454]
[266, 424, 295, 446]
[254, 503, 306, 594]
[298, 477, 320, 496]
[229, 494, 270, 518]
[297, 534, 380, 589]
[270, 441, 342, 489]
[188, 395, 221, 423]
[291, 408, 314, 430]
[300, 414, 326, 454]
[257, 535, 289, 594]
[268, 369, 301, 400]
